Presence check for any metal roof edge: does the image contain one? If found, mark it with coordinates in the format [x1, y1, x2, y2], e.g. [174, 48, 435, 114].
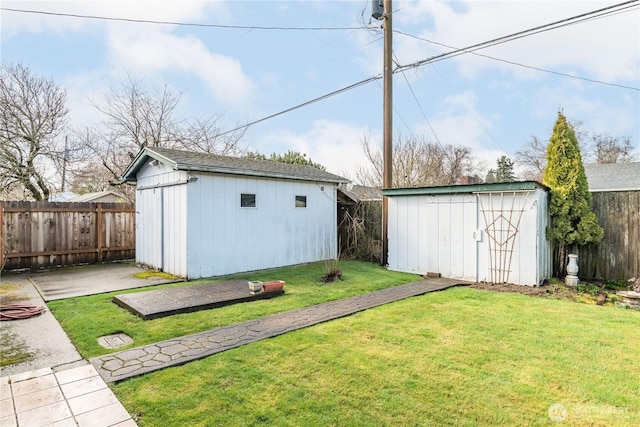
[382, 181, 547, 196]
[120, 147, 178, 181]
[183, 164, 346, 184]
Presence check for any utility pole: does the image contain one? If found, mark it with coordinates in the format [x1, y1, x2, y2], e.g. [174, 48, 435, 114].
[381, 0, 393, 266]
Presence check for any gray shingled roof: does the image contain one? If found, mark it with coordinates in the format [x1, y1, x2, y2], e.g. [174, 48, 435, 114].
[121, 146, 348, 184]
[338, 184, 382, 202]
[584, 162, 640, 192]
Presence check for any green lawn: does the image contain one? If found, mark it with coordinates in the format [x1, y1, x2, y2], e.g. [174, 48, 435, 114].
[48, 262, 640, 426]
[47, 261, 420, 358]
[111, 287, 639, 427]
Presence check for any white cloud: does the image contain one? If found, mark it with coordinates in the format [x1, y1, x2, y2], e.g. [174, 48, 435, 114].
[3, 1, 251, 106]
[412, 90, 506, 172]
[107, 29, 253, 105]
[1, 0, 223, 38]
[393, 1, 639, 83]
[260, 120, 373, 179]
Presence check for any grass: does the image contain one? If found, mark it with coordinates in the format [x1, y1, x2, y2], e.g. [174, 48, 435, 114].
[46, 262, 640, 426]
[47, 261, 420, 358]
[109, 287, 640, 427]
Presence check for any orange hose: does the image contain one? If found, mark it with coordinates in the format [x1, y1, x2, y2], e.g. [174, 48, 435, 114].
[0, 305, 45, 320]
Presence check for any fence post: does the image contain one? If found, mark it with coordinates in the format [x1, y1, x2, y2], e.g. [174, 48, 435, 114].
[97, 203, 103, 263]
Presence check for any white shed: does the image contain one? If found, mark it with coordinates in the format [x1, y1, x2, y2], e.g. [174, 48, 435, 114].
[121, 147, 347, 279]
[383, 182, 551, 286]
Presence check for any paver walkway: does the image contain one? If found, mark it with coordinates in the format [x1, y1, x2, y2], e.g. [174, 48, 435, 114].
[1, 364, 137, 427]
[92, 278, 466, 383]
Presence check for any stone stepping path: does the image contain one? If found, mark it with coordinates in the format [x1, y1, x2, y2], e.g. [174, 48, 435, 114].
[91, 278, 466, 383]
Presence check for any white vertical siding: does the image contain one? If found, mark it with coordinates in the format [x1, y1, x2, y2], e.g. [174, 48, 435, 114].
[388, 189, 550, 285]
[388, 194, 477, 280]
[134, 162, 188, 275]
[186, 173, 337, 279]
[476, 190, 549, 286]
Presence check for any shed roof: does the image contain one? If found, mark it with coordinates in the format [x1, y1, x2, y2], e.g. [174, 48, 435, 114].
[382, 181, 548, 197]
[583, 162, 640, 192]
[338, 184, 382, 203]
[121, 146, 348, 184]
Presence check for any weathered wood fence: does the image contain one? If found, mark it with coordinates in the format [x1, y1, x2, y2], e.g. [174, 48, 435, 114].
[1, 201, 135, 271]
[577, 191, 640, 281]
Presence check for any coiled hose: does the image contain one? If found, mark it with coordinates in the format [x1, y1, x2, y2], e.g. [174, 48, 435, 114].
[0, 305, 45, 320]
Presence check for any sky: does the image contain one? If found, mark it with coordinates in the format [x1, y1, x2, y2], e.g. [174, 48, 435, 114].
[1, 0, 639, 181]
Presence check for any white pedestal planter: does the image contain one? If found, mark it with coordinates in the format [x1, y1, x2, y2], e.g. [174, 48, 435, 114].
[248, 281, 263, 294]
[565, 254, 579, 287]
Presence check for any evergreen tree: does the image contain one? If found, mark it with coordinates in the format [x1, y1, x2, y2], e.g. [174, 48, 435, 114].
[485, 169, 496, 183]
[495, 155, 516, 182]
[543, 112, 603, 277]
[270, 150, 326, 170]
[244, 150, 326, 170]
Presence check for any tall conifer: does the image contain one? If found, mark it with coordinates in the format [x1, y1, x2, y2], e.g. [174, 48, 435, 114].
[543, 112, 603, 277]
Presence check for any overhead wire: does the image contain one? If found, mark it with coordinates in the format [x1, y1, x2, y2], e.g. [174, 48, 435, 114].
[393, 51, 446, 150]
[0, 7, 366, 31]
[212, 75, 383, 139]
[395, 30, 638, 91]
[396, 0, 639, 78]
[212, 1, 638, 140]
[6, 2, 636, 140]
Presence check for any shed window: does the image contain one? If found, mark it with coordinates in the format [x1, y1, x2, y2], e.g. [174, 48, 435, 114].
[241, 193, 256, 208]
[295, 195, 307, 208]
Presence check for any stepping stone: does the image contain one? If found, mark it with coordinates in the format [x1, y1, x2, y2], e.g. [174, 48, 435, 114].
[97, 334, 133, 349]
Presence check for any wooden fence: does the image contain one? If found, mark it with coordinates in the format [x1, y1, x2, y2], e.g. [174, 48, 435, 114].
[1, 201, 135, 271]
[577, 191, 640, 281]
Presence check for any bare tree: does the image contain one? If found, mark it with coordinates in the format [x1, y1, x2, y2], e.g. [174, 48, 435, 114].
[79, 76, 247, 187]
[517, 127, 636, 181]
[356, 134, 477, 188]
[515, 136, 547, 181]
[590, 133, 636, 164]
[0, 63, 69, 200]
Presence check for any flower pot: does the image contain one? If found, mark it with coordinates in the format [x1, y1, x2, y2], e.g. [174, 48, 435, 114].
[248, 281, 263, 293]
[262, 280, 285, 293]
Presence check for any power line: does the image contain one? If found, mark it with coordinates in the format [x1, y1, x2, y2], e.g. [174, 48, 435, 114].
[0, 7, 364, 31]
[393, 51, 445, 150]
[212, 75, 382, 139]
[396, 0, 639, 77]
[395, 30, 639, 91]
[213, 0, 638, 140]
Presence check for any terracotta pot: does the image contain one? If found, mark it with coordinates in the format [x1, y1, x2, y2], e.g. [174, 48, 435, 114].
[262, 280, 285, 293]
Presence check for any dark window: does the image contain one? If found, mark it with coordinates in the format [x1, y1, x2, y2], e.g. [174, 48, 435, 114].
[241, 193, 256, 208]
[295, 195, 307, 208]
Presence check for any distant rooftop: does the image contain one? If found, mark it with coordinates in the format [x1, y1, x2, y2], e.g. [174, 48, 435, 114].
[338, 184, 382, 202]
[48, 191, 79, 202]
[70, 191, 127, 202]
[584, 162, 640, 192]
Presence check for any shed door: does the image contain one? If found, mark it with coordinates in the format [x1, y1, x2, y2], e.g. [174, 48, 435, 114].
[388, 194, 478, 281]
[137, 187, 163, 270]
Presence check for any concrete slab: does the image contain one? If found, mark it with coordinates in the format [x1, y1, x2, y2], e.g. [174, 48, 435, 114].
[113, 280, 285, 320]
[0, 274, 84, 378]
[26, 262, 182, 301]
